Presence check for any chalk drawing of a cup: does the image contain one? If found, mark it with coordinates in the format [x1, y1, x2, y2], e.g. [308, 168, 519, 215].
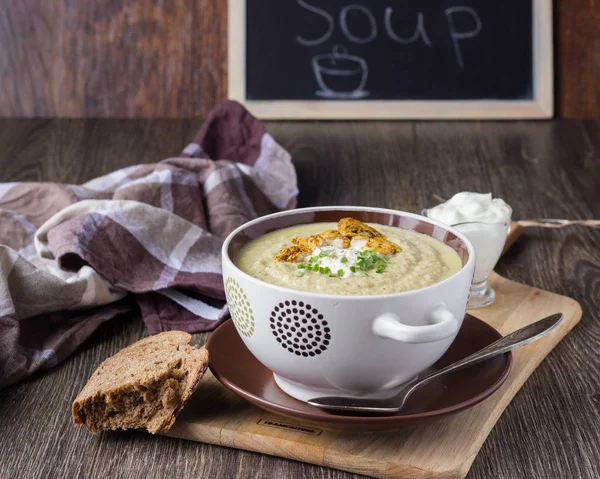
[312, 45, 369, 99]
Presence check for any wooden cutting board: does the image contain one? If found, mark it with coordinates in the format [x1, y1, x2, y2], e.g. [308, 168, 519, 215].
[165, 224, 582, 478]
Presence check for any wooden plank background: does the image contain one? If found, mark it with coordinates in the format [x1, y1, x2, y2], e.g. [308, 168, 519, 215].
[555, 0, 600, 117]
[0, 0, 597, 118]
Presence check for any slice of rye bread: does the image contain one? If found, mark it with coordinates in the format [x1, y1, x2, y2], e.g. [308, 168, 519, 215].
[72, 331, 208, 434]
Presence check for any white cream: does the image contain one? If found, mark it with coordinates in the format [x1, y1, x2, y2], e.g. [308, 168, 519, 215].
[427, 192, 512, 284]
[310, 246, 360, 278]
[427, 192, 511, 225]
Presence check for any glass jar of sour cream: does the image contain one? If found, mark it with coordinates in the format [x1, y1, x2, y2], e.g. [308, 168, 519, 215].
[423, 192, 512, 308]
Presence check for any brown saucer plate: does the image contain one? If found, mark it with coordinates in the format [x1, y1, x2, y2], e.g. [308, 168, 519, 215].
[206, 315, 512, 430]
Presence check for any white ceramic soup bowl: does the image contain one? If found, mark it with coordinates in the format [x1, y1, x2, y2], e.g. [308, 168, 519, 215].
[222, 207, 475, 402]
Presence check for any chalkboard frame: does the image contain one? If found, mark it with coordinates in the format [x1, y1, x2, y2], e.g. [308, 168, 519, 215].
[228, 0, 553, 119]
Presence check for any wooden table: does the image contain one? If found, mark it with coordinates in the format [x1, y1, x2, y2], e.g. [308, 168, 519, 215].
[0, 119, 599, 479]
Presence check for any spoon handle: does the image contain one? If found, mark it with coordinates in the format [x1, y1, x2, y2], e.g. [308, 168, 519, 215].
[405, 313, 564, 396]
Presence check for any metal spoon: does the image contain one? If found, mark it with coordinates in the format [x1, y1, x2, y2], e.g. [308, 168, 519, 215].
[308, 313, 564, 414]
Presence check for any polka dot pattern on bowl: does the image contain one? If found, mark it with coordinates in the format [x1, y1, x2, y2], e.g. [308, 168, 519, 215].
[225, 278, 255, 337]
[269, 301, 330, 357]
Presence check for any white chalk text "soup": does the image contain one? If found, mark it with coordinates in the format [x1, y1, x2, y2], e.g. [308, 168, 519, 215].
[295, 1, 483, 68]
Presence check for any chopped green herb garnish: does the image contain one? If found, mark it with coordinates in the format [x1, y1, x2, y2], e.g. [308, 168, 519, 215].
[355, 250, 390, 274]
[296, 248, 390, 279]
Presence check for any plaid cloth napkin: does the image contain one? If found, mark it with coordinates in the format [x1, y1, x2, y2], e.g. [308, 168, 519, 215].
[0, 101, 298, 388]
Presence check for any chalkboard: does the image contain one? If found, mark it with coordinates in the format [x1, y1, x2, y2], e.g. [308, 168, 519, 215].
[228, 0, 553, 119]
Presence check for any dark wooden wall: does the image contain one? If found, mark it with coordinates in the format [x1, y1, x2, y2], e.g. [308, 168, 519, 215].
[556, 0, 600, 117]
[0, 0, 227, 118]
[0, 1, 597, 118]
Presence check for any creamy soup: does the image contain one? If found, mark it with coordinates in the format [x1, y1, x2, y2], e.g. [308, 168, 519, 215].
[235, 222, 463, 296]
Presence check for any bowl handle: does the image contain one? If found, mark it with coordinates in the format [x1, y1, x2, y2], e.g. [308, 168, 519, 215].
[372, 305, 459, 344]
